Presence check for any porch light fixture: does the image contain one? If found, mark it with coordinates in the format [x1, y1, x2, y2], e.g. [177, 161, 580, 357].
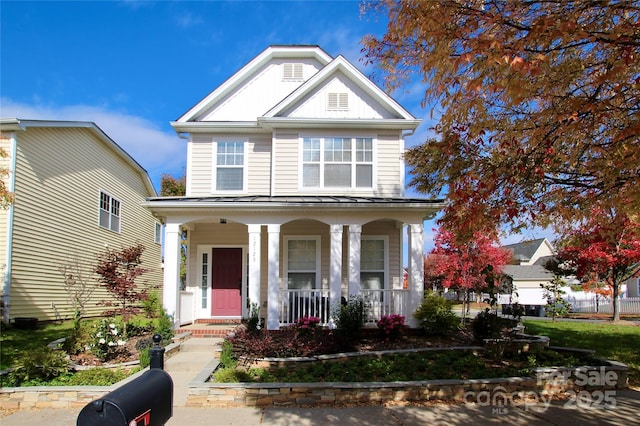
[219, 218, 227, 224]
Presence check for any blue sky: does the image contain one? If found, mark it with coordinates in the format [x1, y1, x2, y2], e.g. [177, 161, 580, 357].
[0, 0, 549, 246]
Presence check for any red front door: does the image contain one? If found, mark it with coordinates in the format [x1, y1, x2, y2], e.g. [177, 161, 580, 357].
[211, 248, 243, 316]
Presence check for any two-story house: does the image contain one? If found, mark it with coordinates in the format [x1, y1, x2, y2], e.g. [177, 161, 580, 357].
[0, 119, 163, 323]
[145, 45, 444, 330]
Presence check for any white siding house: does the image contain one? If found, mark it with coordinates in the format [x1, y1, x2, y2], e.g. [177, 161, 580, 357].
[0, 119, 163, 322]
[145, 46, 444, 329]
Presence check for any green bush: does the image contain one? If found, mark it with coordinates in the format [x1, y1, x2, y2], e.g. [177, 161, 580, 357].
[333, 296, 367, 343]
[66, 368, 131, 386]
[63, 321, 92, 355]
[472, 308, 516, 342]
[7, 347, 70, 386]
[154, 310, 175, 345]
[219, 340, 237, 368]
[142, 290, 162, 318]
[413, 292, 461, 336]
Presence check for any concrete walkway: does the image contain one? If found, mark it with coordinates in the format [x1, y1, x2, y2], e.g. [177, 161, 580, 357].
[1, 337, 640, 425]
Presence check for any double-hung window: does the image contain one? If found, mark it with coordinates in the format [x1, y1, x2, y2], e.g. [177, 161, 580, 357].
[99, 191, 120, 233]
[302, 136, 373, 188]
[285, 237, 320, 290]
[360, 237, 386, 291]
[214, 141, 245, 191]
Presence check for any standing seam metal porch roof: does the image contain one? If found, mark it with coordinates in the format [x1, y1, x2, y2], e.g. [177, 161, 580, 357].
[144, 195, 445, 206]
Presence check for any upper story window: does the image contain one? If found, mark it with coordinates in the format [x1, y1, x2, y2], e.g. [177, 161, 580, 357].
[327, 92, 348, 110]
[99, 191, 120, 233]
[302, 137, 373, 188]
[154, 222, 162, 244]
[283, 63, 303, 80]
[214, 141, 246, 192]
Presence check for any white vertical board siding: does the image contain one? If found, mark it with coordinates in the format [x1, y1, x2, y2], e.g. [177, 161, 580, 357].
[201, 59, 324, 122]
[376, 131, 404, 197]
[285, 73, 397, 120]
[9, 127, 162, 320]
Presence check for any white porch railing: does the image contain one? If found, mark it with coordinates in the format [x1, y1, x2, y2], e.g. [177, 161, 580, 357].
[362, 289, 409, 325]
[278, 289, 409, 327]
[179, 291, 194, 325]
[569, 297, 640, 314]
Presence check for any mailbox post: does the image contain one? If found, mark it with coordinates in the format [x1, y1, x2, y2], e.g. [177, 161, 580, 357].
[77, 334, 173, 426]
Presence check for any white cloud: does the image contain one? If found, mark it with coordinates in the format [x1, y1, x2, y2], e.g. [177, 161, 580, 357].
[175, 11, 203, 28]
[0, 98, 185, 190]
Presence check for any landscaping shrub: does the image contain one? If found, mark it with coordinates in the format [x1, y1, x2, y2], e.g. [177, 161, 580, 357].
[246, 303, 261, 334]
[413, 292, 461, 336]
[65, 367, 131, 386]
[154, 309, 175, 345]
[63, 320, 92, 355]
[125, 317, 154, 338]
[219, 340, 237, 368]
[291, 316, 321, 337]
[5, 347, 70, 386]
[141, 290, 162, 318]
[91, 319, 127, 361]
[333, 296, 367, 344]
[376, 314, 406, 341]
[472, 308, 517, 342]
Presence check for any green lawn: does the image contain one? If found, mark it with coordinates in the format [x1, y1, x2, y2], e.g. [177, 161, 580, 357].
[523, 319, 640, 387]
[0, 321, 74, 370]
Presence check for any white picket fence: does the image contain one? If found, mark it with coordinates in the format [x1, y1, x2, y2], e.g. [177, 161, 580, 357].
[569, 297, 640, 314]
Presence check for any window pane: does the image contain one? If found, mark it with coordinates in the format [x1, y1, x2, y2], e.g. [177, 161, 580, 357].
[111, 215, 120, 233]
[324, 164, 351, 187]
[303, 164, 320, 187]
[325, 138, 351, 162]
[288, 273, 316, 290]
[99, 209, 110, 228]
[362, 239, 384, 270]
[361, 272, 384, 290]
[216, 168, 243, 190]
[303, 138, 320, 162]
[217, 142, 244, 165]
[356, 164, 372, 187]
[356, 138, 373, 162]
[288, 240, 316, 270]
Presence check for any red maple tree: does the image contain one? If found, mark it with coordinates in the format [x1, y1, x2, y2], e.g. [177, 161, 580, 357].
[556, 209, 640, 321]
[426, 228, 511, 319]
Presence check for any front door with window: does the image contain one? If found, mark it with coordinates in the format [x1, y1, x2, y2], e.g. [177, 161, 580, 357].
[211, 248, 242, 316]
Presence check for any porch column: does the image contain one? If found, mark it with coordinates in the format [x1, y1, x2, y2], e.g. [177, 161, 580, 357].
[163, 221, 182, 327]
[329, 224, 343, 326]
[348, 224, 362, 297]
[408, 223, 425, 328]
[267, 224, 280, 330]
[248, 224, 262, 314]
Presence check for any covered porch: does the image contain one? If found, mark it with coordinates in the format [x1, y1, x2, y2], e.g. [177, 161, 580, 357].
[144, 196, 443, 330]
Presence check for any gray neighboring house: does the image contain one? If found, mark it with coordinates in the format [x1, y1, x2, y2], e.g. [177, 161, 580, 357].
[501, 238, 556, 314]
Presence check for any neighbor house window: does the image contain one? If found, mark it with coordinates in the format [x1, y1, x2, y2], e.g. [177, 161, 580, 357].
[360, 237, 386, 291]
[302, 137, 373, 188]
[99, 191, 120, 233]
[154, 222, 162, 244]
[214, 141, 245, 191]
[285, 237, 320, 290]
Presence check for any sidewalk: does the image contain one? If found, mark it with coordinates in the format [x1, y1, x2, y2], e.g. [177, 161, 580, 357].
[1, 337, 639, 425]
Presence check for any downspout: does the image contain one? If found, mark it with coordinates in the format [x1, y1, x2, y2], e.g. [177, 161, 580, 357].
[3, 131, 18, 324]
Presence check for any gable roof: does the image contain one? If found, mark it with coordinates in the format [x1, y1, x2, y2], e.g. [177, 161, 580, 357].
[503, 238, 551, 263]
[0, 118, 157, 197]
[503, 264, 553, 281]
[172, 45, 420, 132]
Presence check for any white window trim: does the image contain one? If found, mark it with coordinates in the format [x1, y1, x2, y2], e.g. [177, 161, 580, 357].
[284, 236, 321, 289]
[98, 190, 121, 233]
[298, 134, 377, 191]
[211, 139, 248, 194]
[361, 236, 389, 290]
[196, 244, 248, 319]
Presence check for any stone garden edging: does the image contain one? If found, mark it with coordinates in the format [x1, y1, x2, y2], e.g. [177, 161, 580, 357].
[186, 346, 629, 408]
[0, 333, 189, 411]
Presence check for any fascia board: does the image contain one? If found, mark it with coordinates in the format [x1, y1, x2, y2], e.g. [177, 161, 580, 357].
[170, 121, 265, 133]
[257, 117, 421, 130]
[263, 55, 417, 121]
[176, 46, 334, 123]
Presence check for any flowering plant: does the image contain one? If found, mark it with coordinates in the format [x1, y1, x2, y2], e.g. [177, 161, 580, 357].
[91, 319, 127, 361]
[376, 314, 406, 340]
[292, 316, 321, 336]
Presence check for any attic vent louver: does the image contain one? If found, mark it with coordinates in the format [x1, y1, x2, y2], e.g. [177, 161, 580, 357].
[327, 92, 349, 110]
[283, 63, 303, 80]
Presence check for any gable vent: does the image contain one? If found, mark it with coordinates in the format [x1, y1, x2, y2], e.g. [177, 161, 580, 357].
[283, 63, 303, 80]
[327, 92, 349, 110]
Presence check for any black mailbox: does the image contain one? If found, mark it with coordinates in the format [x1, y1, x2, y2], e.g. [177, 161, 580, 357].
[77, 368, 173, 426]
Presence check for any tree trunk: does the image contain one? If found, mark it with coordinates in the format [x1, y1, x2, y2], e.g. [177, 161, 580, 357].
[612, 283, 620, 322]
